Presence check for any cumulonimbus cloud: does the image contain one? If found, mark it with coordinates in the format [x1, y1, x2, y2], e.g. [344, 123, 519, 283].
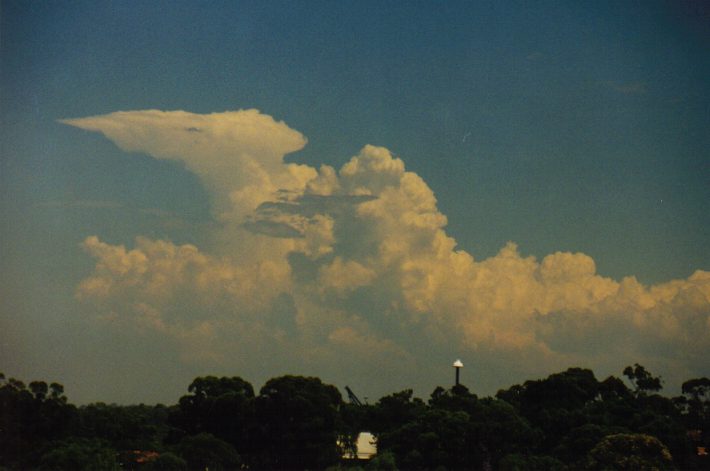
[63, 109, 710, 395]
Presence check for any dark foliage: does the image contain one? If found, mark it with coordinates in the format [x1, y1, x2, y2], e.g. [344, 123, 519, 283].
[176, 433, 242, 471]
[254, 375, 343, 470]
[584, 433, 674, 470]
[38, 437, 119, 471]
[624, 363, 663, 395]
[169, 375, 255, 457]
[2, 365, 709, 470]
[0, 376, 77, 469]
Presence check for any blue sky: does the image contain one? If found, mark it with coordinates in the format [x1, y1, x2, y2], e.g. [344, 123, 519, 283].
[1, 1, 709, 404]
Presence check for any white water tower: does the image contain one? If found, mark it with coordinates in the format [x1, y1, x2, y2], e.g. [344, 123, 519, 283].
[453, 359, 463, 385]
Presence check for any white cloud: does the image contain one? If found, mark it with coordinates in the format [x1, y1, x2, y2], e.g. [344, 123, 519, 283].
[61, 109, 313, 219]
[65, 109, 710, 396]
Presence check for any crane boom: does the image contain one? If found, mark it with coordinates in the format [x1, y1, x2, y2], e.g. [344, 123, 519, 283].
[345, 385, 363, 406]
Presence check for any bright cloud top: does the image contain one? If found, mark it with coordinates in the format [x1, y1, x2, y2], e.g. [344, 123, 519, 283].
[61, 110, 312, 219]
[63, 109, 710, 393]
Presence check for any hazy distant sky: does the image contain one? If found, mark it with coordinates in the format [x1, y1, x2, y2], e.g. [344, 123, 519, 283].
[1, 0, 709, 404]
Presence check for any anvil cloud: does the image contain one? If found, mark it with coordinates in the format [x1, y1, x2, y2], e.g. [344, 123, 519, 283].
[64, 109, 710, 396]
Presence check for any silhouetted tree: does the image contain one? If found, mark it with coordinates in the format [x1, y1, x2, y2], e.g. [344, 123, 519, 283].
[377, 385, 536, 470]
[378, 407, 473, 470]
[624, 363, 663, 395]
[170, 376, 255, 458]
[38, 437, 119, 471]
[553, 423, 628, 467]
[77, 402, 169, 451]
[496, 368, 600, 454]
[681, 377, 710, 431]
[145, 451, 188, 470]
[428, 384, 478, 412]
[499, 453, 565, 471]
[254, 375, 343, 470]
[683, 378, 710, 402]
[469, 397, 539, 467]
[176, 433, 242, 471]
[364, 450, 398, 470]
[0, 374, 77, 469]
[583, 433, 674, 470]
[369, 389, 426, 437]
[2, 366, 705, 470]
[338, 401, 376, 460]
[598, 375, 632, 401]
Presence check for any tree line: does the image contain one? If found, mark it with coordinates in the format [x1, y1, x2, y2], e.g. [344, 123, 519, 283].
[0, 366, 708, 470]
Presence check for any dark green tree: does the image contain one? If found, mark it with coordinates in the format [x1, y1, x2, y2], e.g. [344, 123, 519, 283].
[598, 375, 632, 401]
[377, 385, 536, 470]
[338, 401, 376, 460]
[679, 377, 710, 469]
[378, 407, 474, 470]
[496, 368, 600, 454]
[0, 374, 77, 469]
[583, 433, 674, 470]
[29, 380, 49, 401]
[519, 368, 599, 413]
[170, 376, 255, 458]
[623, 364, 663, 395]
[38, 437, 119, 471]
[365, 450, 398, 471]
[176, 433, 242, 471]
[499, 453, 565, 471]
[254, 375, 343, 470]
[369, 389, 426, 437]
[469, 397, 539, 467]
[145, 451, 188, 470]
[681, 377, 710, 431]
[77, 402, 169, 451]
[428, 384, 478, 412]
[553, 423, 628, 467]
[683, 378, 710, 402]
